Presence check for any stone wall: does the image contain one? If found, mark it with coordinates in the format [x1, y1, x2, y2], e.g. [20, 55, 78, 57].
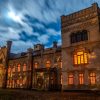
[61, 3, 100, 90]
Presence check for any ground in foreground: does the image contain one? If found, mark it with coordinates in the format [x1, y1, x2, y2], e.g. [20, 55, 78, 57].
[0, 89, 100, 100]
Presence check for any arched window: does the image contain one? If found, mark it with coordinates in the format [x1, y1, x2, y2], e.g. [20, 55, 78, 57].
[73, 50, 88, 65]
[89, 72, 96, 85]
[8, 67, 11, 73]
[23, 64, 27, 71]
[18, 64, 21, 72]
[46, 60, 51, 68]
[68, 73, 74, 85]
[34, 62, 39, 69]
[13, 66, 15, 72]
[70, 30, 88, 44]
[79, 73, 84, 85]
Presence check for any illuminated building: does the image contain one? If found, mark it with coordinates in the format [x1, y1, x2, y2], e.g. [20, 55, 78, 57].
[61, 3, 100, 90]
[0, 3, 100, 90]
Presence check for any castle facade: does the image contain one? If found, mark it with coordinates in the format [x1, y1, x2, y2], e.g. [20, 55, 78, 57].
[0, 3, 100, 90]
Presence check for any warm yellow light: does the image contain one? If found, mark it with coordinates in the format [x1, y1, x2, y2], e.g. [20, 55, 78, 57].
[77, 51, 83, 55]
[34, 62, 38, 68]
[23, 64, 26, 71]
[68, 74, 74, 85]
[84, 53, 88, 63]
[79, 73, 84, 84]
[46, 61, 51, 68]
[74, 55, 77, 64]
[74, 51, 88, 65]
[90, 72, 96, 85]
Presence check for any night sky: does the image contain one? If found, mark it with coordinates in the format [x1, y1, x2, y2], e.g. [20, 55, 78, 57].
[0, 0, 100, 53]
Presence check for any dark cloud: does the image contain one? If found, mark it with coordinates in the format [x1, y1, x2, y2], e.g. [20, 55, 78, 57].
[0, 0, 100, 53]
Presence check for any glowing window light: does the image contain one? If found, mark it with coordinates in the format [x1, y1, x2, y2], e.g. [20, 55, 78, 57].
[13, 67, 15, 72]
[34, 62, 38, 69]
[79, 73, 84, 84]
[81, 55, 84, 64]
[90, 72, 96, 85]
[68, 74, 74, 85]
[23, 64, 27, 71]
[84, 53, 88, 63]
[18, 64, 21, 72]
[8, 67, 11, 73]
[17, 80, 19, 84]
[46, 61, 51, 68]
[77, 51, 83, 55]
[74, 55, 77, 64]
[73, 51, 88, 65]
[78, 56, 81, 64]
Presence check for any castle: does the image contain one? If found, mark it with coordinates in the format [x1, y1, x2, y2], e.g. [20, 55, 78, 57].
[0, 3, 100, 90]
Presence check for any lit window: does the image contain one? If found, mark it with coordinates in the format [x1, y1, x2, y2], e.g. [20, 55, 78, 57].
[23, 64, 27, 71]
[7, 80, 9, 85]
[13, 67, 15, 72]
[8, 67, 11, 73]
[18, 64, 21, 72]
[68, 73, 74, 85]
[46, 60, 51, 68]
[17, 80, 19, 84]
[8, 67, 11, 77]
[34, 62, 39, 69]
[89, 72, 96, 85]
[73, 51, 88, 65]
[23, 77, 26, 84]
[79, 73, 84, 84]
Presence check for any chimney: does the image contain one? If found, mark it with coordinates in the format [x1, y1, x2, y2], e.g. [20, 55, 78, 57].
[92, 2, 98, 11]
[53, 41, 57, 48]
[7, 41, 12, 55]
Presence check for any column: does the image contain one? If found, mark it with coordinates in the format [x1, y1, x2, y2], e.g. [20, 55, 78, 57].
[84, 70, 89, 86]
[74, 71, 78, 87]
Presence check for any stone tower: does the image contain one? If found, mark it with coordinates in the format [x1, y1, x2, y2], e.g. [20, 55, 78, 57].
[61, 3, 100, 90]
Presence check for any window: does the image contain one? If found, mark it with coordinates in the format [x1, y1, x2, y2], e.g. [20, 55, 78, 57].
[18, 64, 21, 72]
[17, 80, 19, 84]
[8, 67, 11, 77]
[89, 72, 96, 85]
[13, 67, 15, 72]
[8, 67, 11, 73]
[46, 60, 51, 68]
[7, 80, 9, 86]
[34, 62, 39, 69]
[23, 64, 27, 71]
[70, 30, 88, 44]
[79, 73, 84, 85]
[73, 51, 88, 65]
[68, 73, 74, 85]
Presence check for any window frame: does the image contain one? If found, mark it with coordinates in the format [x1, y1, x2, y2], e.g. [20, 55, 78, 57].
[89, 72, 96, 85]
[79, 73, 84, 85]
[70, 30, 88, 44]
[17, 64, 21, 72]
[46, 60, 51, 68]
[73, 50, 89, 66]
[68, 73, 74, 85]
[34, 62, 39, 69]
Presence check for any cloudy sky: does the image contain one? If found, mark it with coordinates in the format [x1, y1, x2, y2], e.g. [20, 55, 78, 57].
[0, 0, 100, 53]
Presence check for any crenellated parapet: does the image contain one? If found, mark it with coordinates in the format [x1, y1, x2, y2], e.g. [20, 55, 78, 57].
[61, 3, 99, 28]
